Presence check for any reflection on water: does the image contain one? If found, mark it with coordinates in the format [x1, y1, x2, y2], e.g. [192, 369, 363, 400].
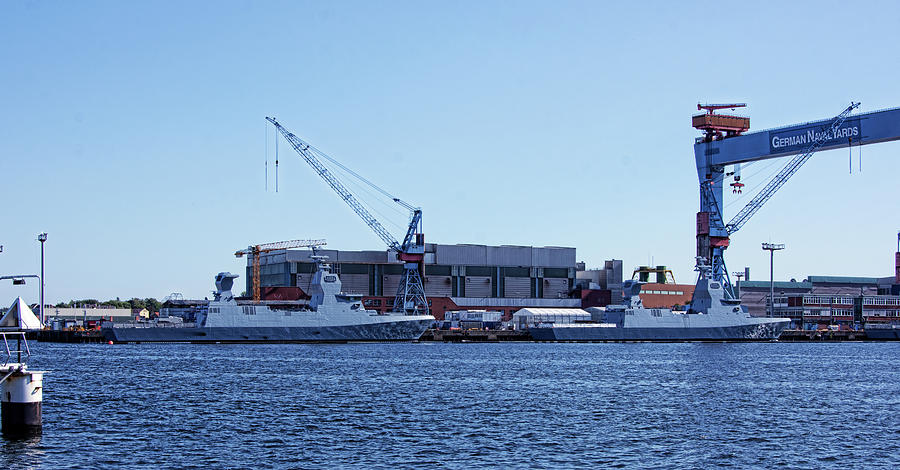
[0, 434, 44, 468]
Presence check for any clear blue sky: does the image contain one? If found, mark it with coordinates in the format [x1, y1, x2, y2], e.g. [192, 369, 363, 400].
[2, 1, 900, 304]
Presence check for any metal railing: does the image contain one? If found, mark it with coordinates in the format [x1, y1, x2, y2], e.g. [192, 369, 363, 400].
[1, 331, 30, 366]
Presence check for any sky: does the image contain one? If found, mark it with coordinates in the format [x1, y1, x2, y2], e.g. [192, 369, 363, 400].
[2, 1, 900, 304]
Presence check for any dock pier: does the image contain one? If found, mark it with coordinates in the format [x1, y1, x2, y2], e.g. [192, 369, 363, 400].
[420, 329, 532, 342]
[32, 329, 105, 343]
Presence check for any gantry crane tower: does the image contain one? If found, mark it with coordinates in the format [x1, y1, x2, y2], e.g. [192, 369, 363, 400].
[236, 238, 327, 302]
[265, 117, 429, 315]
[692, 102, 900, 299]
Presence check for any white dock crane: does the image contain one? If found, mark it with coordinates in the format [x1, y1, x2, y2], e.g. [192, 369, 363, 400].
[265, 117, 429, 316]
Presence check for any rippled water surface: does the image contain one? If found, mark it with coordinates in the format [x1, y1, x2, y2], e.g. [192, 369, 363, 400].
[2, 342, 899, 468]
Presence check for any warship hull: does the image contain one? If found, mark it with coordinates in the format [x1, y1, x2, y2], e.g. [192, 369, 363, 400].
[530, 275, 791, 342]
[864, 324, 900, 340]
[103, 317, 433, 343]
[102, 266, 434, 344]
[529, 318, 790, 342]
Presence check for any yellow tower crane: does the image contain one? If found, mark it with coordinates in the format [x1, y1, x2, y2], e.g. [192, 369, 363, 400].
[235, 239, 326, 302]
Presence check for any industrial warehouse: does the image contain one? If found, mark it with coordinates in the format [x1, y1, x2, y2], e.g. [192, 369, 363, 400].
[243, 241, 900, 331]
[251, 243, 585, 320]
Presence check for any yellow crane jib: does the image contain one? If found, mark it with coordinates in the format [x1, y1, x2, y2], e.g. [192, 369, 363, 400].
[235, 239, 327, 303]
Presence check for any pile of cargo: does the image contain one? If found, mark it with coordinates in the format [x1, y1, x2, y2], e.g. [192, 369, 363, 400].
[438, 310, 503, 330]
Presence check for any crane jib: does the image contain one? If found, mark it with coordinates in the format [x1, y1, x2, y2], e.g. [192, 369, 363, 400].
[695, 105, 900, 167]
[264, 117, 431, 315]
[769, 118, 861, 154]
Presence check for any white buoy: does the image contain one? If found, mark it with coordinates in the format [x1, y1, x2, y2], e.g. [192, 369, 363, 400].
[0, 328, 45, 437]
[0, 288, 48, 437]
[1, 364, 43, 437]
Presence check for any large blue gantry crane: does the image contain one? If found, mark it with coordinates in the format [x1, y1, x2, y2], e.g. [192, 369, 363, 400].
[692, 103, 900, 298]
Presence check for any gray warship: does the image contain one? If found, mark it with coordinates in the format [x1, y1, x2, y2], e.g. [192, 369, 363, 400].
[864, 323, 900, 340]
[530, 263, 790, 342]
[102, 258, 434, 343]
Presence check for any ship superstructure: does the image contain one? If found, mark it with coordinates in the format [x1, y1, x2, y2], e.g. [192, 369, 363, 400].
[529, 262, 790, 342]
[102, 257, 433, 343]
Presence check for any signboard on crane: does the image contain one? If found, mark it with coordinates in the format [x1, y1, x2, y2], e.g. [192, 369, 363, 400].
[769, 117, 862, 154]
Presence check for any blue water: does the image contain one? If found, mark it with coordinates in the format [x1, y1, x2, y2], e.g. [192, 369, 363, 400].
[2, 342, 899, 469]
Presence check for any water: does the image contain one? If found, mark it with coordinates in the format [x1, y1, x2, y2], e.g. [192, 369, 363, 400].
[2, 342, 899, 469]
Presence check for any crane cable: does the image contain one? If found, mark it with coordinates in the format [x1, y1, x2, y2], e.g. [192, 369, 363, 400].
[265, 122, 269, 192]
[723, 159, 783, 209]
[275, 129, 279, 193]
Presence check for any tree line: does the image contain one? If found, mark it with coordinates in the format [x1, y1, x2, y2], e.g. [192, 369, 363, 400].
[53, 297, 162, 312]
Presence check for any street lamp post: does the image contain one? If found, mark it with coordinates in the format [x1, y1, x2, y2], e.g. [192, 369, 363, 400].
[1, 274, 41, 312]
[38, 232, 47, 326]
[762, 243, 785, 319]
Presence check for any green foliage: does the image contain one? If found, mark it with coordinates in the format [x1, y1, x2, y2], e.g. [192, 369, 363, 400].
[144, 298, 161, 313]
[54, 297, 163, 312]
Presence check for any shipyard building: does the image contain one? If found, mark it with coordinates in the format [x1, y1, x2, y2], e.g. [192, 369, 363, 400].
[737, 275, 900, 328]
[252, 243, 591, 320]
[249, 244, 706, 320]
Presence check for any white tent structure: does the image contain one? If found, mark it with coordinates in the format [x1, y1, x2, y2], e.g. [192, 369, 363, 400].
[511, 308, 592, 330]
[0, 297, 42, 330]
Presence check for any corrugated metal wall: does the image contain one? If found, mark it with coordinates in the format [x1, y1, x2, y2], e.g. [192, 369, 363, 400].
[340, 274, 369, 295]
[531, 247, 574, 268]
[259, 263, 286, 275]
[425, 276, 452, 297]
[542, 278, 569, 299]
[464, 276, 492, 298]
[295, 272, 371, 294]
[604, 259, 624, 284]
[296, 274, 314, 292]
[260, 273, 289, 287]
[257, 251, 288, 265]
[338, 251, 389, 263]
[504, 277, 531, 298]
[382, 275, 402, 296]
[275, 244, 576, 268]
[488, 246, 531, 266]
[286, 249, 339, 263]
[436, 244, 488, 265]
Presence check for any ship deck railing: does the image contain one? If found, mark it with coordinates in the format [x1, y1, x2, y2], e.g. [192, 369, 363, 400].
[106, 322, 197, 329]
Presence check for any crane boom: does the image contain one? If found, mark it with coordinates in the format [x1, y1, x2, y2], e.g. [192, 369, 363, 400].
[698, 103, 747, 113]
[724, 102, 859, 235]
[265, 117, 429, 315]
[693, 100, 900, 298]
[266, 117, 402, 252]
[234, 238, 327, 256]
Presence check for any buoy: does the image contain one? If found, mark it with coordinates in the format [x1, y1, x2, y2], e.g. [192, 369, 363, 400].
[1, 365, 43, 437]
[0, 331, 45, 438]
[108, 341, 113, 345]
